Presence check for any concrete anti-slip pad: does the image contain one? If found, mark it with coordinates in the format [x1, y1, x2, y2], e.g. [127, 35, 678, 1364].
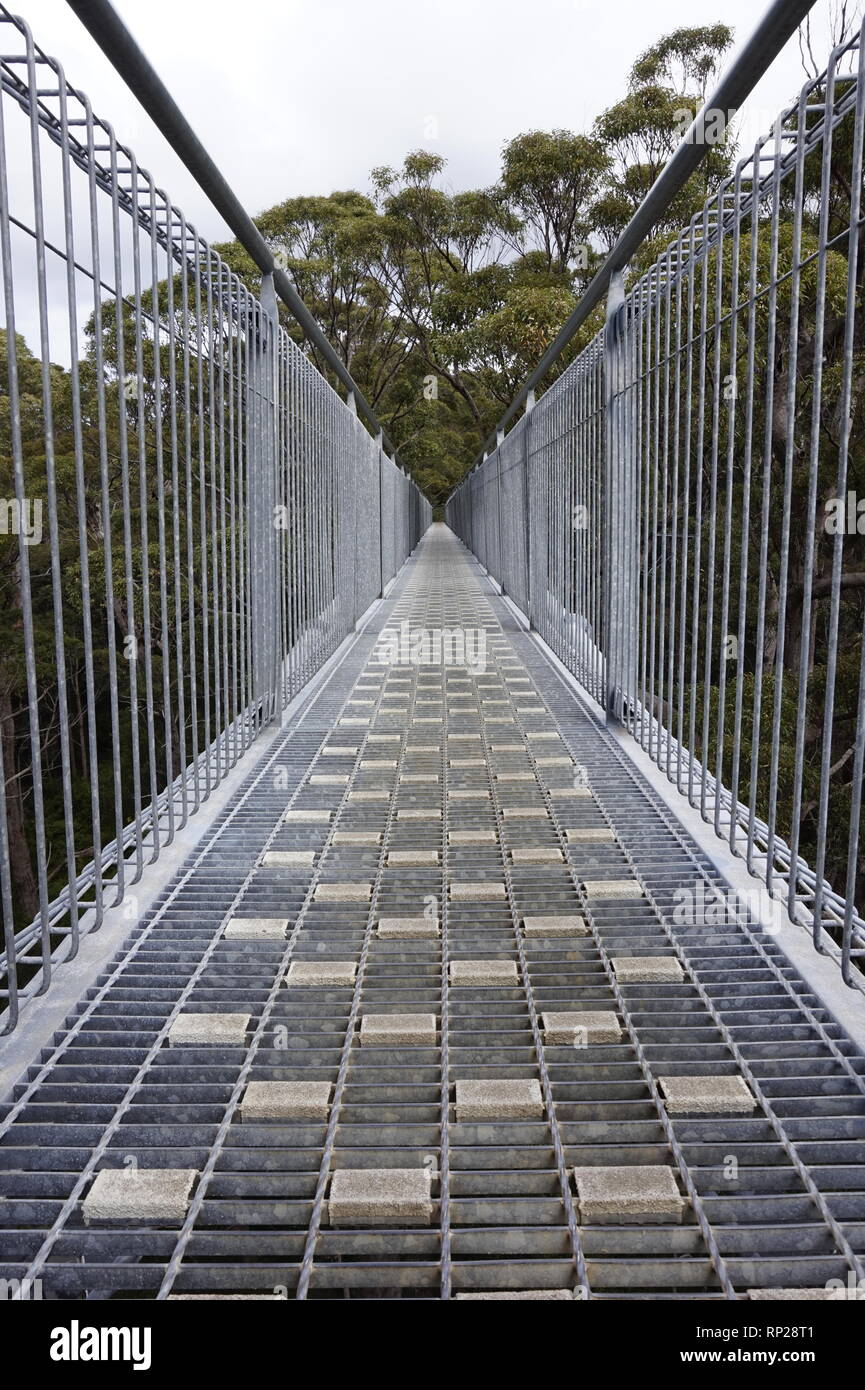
[659, 1074, 757, 1114]
[612, 956, 684, 984]
[455, 1078, 543, 1120]
[348, 790, 390, 802]
[360, 759, 397, 769]
[449, 831, 496, 844]
[542, 1011, 622, 1044]
[309, 774, 349, 786]
[223, 918, 289, 940]
[360, 1013, 437, 1046]
[377, 917, 439, 939]
[284, 961, 357, 988]
[523, 915, 588, 937]
[582, 878, 643, 898]
[323, 746, 358, 755]
[240, 1080, 333, 1120]
[284, 809, 331, 823]
[455, 1290, 574, 1300]
[565, 828, 615, 843]
[328, 1168, 433, 1226]
[503, 807, 548, 818]
[83, 1168, 197, 1224]
[573, 1165, 686, 1224]
[510, 847, 565, 864]
[397, 809, 441, 820]
[168, 1013, 250, 1046]
[450, 960, 519, 987]
[450, 790, 492, 800]
[450, 882, 506, 900]
[314, 883, 371, 902]
[262, 851, 315, 868]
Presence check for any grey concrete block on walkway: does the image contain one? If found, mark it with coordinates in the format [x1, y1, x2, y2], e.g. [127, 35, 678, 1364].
[659, 1074, 757, 1114]
[612, 956, 684, 984]
[450, 881, 506, 900]
[168, 1012, 250, 1046]
[583, 878, 643, 898]
[285, 960, 357, 988]
[456, 1290, 574, 1300]
[328, 1168, 433, 1226]
[542, 1011, 621, 1045]
[223, 918, 289, 941]
[360, 1012, 437, 1045]
[450, 960, 519, 987]
[262, 851, 315, 868]
[284, 809, 331, 823]
[566, 828, 615, 843]
[573, 1165, 686, 1224]
[510, 847, 565, 863]
[522, 915, 588, 937]
[377, 916, 439, 939]
[455, 1078, 543, 1120]
[314, 882, 371, 902]
[398, 809, 441, 820]
[240, 1080, 333, 1121]
[83, 1168, 197, 1224]
[449, 830, 496, 844]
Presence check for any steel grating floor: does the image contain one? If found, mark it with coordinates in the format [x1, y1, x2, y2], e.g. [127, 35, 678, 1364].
[1, 525, 865, 1300]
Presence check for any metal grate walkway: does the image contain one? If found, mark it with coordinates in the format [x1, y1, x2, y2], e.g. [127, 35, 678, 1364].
[2, 525, 865, 1301]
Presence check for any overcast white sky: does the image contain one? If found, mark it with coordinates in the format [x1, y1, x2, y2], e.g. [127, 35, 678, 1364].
[23, 0, 857, 242]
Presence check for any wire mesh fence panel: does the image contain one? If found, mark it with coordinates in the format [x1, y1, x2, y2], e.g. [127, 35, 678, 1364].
[448, 21, 865, 986]
[0, 6, 430, 1032]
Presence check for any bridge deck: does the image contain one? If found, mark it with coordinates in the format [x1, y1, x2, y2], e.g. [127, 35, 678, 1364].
[2, 526, 864, 1300]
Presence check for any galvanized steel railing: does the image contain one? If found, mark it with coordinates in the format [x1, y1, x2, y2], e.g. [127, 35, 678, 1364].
[0, 4, 430, 1031]
[448, 10, 865, 986]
